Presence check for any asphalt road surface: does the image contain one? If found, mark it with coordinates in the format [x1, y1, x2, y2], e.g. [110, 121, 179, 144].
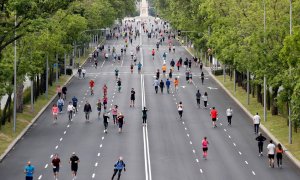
[0, 16, 299, 180]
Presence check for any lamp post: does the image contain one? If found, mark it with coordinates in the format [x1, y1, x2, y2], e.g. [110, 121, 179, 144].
[13, 15, 17, 132]
[263, 0, 267, 122]
[288, 0, 292, 144]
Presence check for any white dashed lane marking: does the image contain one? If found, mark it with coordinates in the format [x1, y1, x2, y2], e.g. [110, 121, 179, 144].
[60, 138, 63, 142]
[64, 131, 66, 134]
[95, 162, 98, 167]
[233, 142, 236, 147]
[98, 153, 100, 157]
[100, 144, 103, 148]
[200, 169, 203, 173]
[239, 151, 242, 155]
[92, 173, 95, 178]
[44, 164, 48, 168]
[245, 161, 248, 165]
[38, 175, 42, 180]
[55, 145, 58, 149]
[252, 171, 256, 175]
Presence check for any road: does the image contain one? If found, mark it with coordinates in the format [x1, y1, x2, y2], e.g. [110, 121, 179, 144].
[0, 16, 299, 180]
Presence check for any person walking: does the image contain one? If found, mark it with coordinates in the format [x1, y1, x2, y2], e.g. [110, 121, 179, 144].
[276, 143, 284, 168]
[111, 157, 126, 180]
[255, 132, 267, 156]
[52, 154, 61, 180]
[72, 96, 78, 113]
[159, 80, 165, 93]
[130, 88, 135, 107]
[57, 97, 64, 113]
[226, 107, 233, 125]
[117, 113, 125, 133]
[70, 152, 80, 179]
[24, 161, 35, 180]
[253, 113, 261, 134]
[112, 105, 118, 125]
[267, 140, 276, 168]
[202, 137, 209, 160]
[84, 101, 92, 122]
[103, 110, 110, 133]
[67, 102, 74, 121]
[210, 107, 218, 128]
[153, 78, 159, 94]
[142, 107, 148, 125]
[201, 72, 205, 85]
[196, 90, 201, 108]
[52, 104, 59, 124]
[177, 102, 183, 119]
[203, 92, 208, 108]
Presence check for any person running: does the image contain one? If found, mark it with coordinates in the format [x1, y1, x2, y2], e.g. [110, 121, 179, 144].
[163, 52, 167, 60]
[97, 99, 102, 119]
[253, 112, 261, 134]
[130, 64, 134, 74]
[177, 101, 183, 119]
[72, 96, 78, 113]
[210, 107, 218, 128]
[115, 68, 119, 80]
[185, 70, 190, 83]
[52, 154, 61, 180]
[89, 79, 95, 96]
[203, 92, 208, 108]
[174, 77, 179, 92]
[78, 67, 82, 78]
[162, 64, 167, 77]
[111, 157, 126, 180]
[70, 152, 80, 179]
[103, 84, 108, 96]
[103, 96, 108, 108]
[151, 49, 155, 60]
[170, 59, 175, 69]
[267, 140, 276, 168]
[94, 59, 98, 69]
[276, 143, 284, 168]
[196, 90, 201, 108]
[166, 79, 171, 94]
[112, 105, 118, 125]
[200, 61, 203, 71]
[156, 69, 160, 79]
[153, 78, 159, 94]
[24, 161, 35, 180]
[117, 78, 122, 92]
[202, 137, 209, 160]
[56, 85, 62, 99]
[52, 104, 59, 124]
[57, 97, 64, 113]
[103, 111, 110, 133]
[117, 113, 125, 133]
[172, 45, 175, 53]
[159, 80, 165, 93]
[176, 60, 181, 71]
[130, 88, 136, 107]
[137, 62, 142, 74]
[256, 132, 267, 156]
[62, 86, 67, 100]
[142, 107, 148, 125]
[67, 102, 74, 121]
[169, 69, 173, 79]
[189, 70, 193, 84]
[226, 107, 233, 125]
[201, 72, 205, 85]
[84, 101, 92, 122]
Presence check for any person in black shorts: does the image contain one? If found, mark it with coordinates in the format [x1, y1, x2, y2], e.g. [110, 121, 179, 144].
[130, 88, 135, 107]
[142, 107, 148, 126]
[69, 152, 79, 179]
[117, 113, 125, 133]
[52, 154, 60, 179]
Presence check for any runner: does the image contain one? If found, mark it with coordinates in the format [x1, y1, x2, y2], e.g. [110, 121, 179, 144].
[72, 96, 78, 113]
[177, 101, 183, 119]
[83, 101, 92, 122]
[82, 68, 86, 79]
[168, 69, 173, 79]
[173, 45, 175, 53]
[202, 137, 209, 160]
[117, 78, 122, 92]
[159, 80, 165, 93]
[174, 77, 179, 92]
[156, 69, 160, 79]
[103, 96, 108, 108]
[253, 112, 261, 134]
[117, 113, 125, 133]
[56, 85, 62, 99]
[267, 140, 276, 168]
[201, 72, 205, 85]
[189, 70, 193, 84]
[112, 105, 118, 125]
[52, 154, 61, 180]
[196, 90, 201, 108]
[210, 107, 218, 128]
[52, 104, 59, 124]
[115, 68, 119, 80]
[176, 60, 181, 71]
[255, 132, 266, 156]
[97, 99, 102, 119]
[162, 64, 167, 77]
[111, 157, 126, 180]
[69, 152, 80, 179]
[78, 67, 82, 78]
[89, 79, 95, 95]
[166, 79, 171, 94]
[67, 102, 74, 121]
[185, 70, 190, 83]
[170, 59, 175, 70]
[57, 97, 64, 113]
[203, 92, 208, 108]
[103, 84, 108, 96]
[137, 62, 142, 74]
[130, 88, 136, 107]
[224, 106, 232, 125]
[24, 161, 35, 180]
[142, 107, 148, 125]
[152, 49, 155, 60]
[153, 78, 159, 94]
[62, 86, 67, 100]
[200, 61, 203, 71]
[163, 52, 167, 60]
[276, 143, 284, 168]
[103, 110, 110, 133]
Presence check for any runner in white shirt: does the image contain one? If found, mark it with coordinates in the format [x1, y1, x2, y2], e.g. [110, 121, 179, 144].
[67, 102, 74, 121]
[267, 140, 276, 168]
[253, 113, 260, 134]
[226, 107, 233, 125]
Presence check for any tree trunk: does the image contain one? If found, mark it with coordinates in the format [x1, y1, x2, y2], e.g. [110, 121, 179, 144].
[16, 82, 24, 113]
[271, 86, 279, 115]
[267, 88, 271, 111]
[257, 84, 262, 104]
[0, 95, 11, 126]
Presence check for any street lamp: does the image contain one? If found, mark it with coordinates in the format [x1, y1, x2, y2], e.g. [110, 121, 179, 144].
[288, 0, 293, 144]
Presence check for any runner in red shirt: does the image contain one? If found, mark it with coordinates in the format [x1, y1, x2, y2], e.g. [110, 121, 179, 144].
[210, 107, 218, 128]
[151, 49, 155, 60]
[89, 80, 95, 95]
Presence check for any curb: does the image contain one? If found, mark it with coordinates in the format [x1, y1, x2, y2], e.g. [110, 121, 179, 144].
[184, 46, 300, 169]
[0, 41, 105, 162]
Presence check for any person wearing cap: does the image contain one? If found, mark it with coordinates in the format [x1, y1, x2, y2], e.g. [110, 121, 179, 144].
[24, 161, 35, 180]
[112, 157, 126, 180]
[69, 152, 80, 179]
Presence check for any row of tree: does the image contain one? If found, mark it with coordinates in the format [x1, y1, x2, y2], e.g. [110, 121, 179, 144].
[0, 0, 137, 127]
[154, 0, 300, 131]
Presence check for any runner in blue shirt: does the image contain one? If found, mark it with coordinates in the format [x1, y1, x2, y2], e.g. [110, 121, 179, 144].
[166, 79, 171, 94]
[112, 157, 126, 180]
[24, 161, 34, 180]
